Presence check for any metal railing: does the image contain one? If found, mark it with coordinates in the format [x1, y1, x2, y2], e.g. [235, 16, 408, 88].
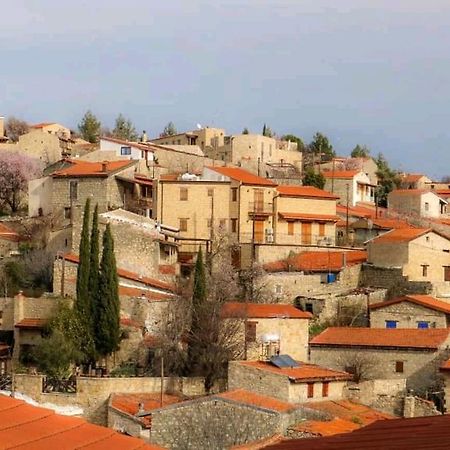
[248, 202, 273, 215]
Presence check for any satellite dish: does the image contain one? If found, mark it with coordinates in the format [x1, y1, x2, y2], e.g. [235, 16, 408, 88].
[196, 123, 202, 130]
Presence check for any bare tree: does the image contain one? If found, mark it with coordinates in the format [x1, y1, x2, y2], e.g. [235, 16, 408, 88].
[5, 117, 29, 142]
[337, 351, 379, 382]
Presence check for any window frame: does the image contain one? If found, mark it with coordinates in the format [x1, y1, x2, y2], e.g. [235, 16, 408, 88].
[307, 382, 314, 399]
[395, 361, 404, 373]
[322, 381, 329, 397]
[180, 187, 188, 201]
[179, 218, 188, 232]
[120, 146, 132, 156]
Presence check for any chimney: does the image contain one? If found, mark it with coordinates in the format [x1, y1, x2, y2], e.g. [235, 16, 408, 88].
[141, 130, 148, 143]
[101, 161, 107, 172]
[0, 116, 4, 138]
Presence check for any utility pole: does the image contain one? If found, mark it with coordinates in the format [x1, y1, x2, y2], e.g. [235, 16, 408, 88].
[331, 158, 336, 193]
[60, 253, 65, 297]
[160, 355, 164, 407]
[345, 183, 350, 245]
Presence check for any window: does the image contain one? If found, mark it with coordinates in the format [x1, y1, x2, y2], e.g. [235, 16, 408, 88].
[322, 382, 329, 397]
[385, 320, 397, 329]
[275, 285, 283, 295]
[120, 146, 131, 155]
[305, 303, 314, 314]
[64, 207, 71, 219]
[180, 188, 188, 201]
[179, 218, 188, 232]
[307, 382, 314, 398]
[421, 265, 429, 277]
[142, 186, 152, 198]
[245, 321, 257, 342]
[207, 188, 214, 197]
[424, 202, 429, 211]
[417, 321, 429, 329]
[319, 223, 325, 237]
[69, 180, 78, 201]
[288, 221, 294, 236]
[219, 219, 226, 229]
[231, 188, 238, 202]
[395, 361, 404, 373]
[231, 218, 238, 233]
[444, 266, 450, 282]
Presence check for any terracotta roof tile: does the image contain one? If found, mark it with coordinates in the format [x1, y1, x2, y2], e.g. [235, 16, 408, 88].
[369, 295, 450, 314]
[206, 166, 276, 186]
[402, 173, 426, 183]
[263, 251, 367, 273]
[278, 213, 340, 222]
[276, 186, 339, 200]
[369, 228, 430, 243]
[0, 222, 20, 242]
[158, 264, 176, 275]
[236, 361, 351, 382]
[118, 286, 173, 301]
[53, 159, 135, 177]
[216, 389, 296, 413]
[367, 218, 414, 229]
[31, 122, 57, 128]
[322, 170, 360, 179]
[295, 417, 360, 436]
[15, 318, 47, 329]
[0, 394, 162, 449]
[440, 359, 450, 371]
[389, 189, 436, 196]
[310, 327, 450, 350]
[221, 302, 312, 319]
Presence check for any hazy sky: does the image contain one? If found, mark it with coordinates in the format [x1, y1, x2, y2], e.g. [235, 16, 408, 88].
[2, 0, 450, 177]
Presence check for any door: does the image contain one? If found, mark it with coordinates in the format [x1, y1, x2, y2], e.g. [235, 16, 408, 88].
[301, 222, 312, 245]
[254, 220, 264, 243]
[254, 189, 264, 213]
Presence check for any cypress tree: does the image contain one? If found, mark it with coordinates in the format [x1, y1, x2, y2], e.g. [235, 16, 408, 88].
[96, 224, 120, 357]
[76, 199, 90, 317]
[88, 204, 100, 334]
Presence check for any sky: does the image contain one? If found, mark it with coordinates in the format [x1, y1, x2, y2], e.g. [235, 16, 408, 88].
[2, 0, 450, 178]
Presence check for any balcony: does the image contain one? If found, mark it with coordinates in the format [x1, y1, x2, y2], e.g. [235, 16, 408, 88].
[248, 202, 273, 217]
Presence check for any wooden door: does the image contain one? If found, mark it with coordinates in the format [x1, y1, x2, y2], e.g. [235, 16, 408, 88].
[302, 222, 312, 245]
[254, 220, 264, 243]
[254, 189, 264, 213]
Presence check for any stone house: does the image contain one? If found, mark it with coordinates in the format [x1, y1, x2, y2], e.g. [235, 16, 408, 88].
[0, 222, 20, 258]
[228, 360, 351, 404]
[399, 173, 432, 190]
[323, 170, 375, 206]
[30, 122, 71, 137]
[273, 185, 339, 246]
[388, 189, 447, 219]
[366, 228, 450, 294]
[310, 327, 450, 394]
[369, 294, 450, 329]
[319, 157, 379, 186]
[220, 302, 312, 361]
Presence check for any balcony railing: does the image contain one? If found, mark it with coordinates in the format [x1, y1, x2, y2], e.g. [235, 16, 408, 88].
[248, 202, 273, 216]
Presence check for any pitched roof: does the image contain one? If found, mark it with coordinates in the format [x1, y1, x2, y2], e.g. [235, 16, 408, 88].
[216, 389, 296, 413]
[278, 213, 340, 222]
[15, 318, 47, 329]
[263, 251, 367, 273]
[440, 359, 450, 371]
[221, 302, 312, 319]
[30, 122, 57, 128]
[402, 173, 427, 183]
[310, 327, 450, 350]
[235, 361, 351, 383]
[101, 136, 154, 152]
[0, 394, 162, 449]
[369, 295, 450, 314]
[351, 218, 414, 230]
[276, 186, 339, 200]
[118, 286, 173, 301]
[322, 170, 360, 179]
[368, 228, 431, 244]
[389, 189, 440, 197]
[336, 204, 384, 219]
[264, 414, 450, 450]
[206, 166, 276, 186]
[63, 253, 175, 293]
[0, 222, 20, 242]
[52, 159, 135, 177]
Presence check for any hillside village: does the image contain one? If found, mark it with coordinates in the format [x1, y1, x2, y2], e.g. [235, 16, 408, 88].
[2, 114, 450, 449]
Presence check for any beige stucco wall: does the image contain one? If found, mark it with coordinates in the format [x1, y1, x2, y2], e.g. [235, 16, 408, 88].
[18, 130, 64, 165]
[370, 302, 448, 328]
[28, 177, 53, 217]
[288, 380, 347, 403]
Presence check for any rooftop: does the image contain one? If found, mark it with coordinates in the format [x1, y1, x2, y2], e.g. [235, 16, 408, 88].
[389, 189, 442, 197]
[263, 251, 367, 273]
[30, 122, 58, 128]
[278, 213, 340, 222]
[206, 166, 276, 186]
[52, 159, 135, 177]
[310, 327, 450, 350]
[402, 173, 427, 183]
[264, 414, 450, 450]
[368, 228, 431, 244]
[15, 318, 47, 329]
[235, 361, 351, 383]
[322, 170, 360, 179]
[0, 222, 20, 242]
[369, 294, 450, 315]
[0, 394, 162, 449]
[221, 302, 312, 319]
[351, 218, 413, 230]
[276, 186, 338, 200]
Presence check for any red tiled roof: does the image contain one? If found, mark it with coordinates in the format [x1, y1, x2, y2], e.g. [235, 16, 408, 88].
[310, 327, 450, 350]
[221, 302, 312, 319]
[110, 392, 183, 428]
[295, 417, 360, 437]
[0, 394, 162, 449]
[440, 359, 450, 371]
[336, 204, 383, 219]
[159, 264, 176, 275]
[402, 173, 426, 183]
[263, 251, 367, 273]
[369, 295, 450, 314]
[216, 389, 296, 413]
[206, 166, 276, 186]
[322, 170, 360, 179]
[63, 253, 175, 293]
[278, 213, 340, 222]
[31, 122, 57, 129]
[118, 286, 173, 301]
[120, 318, 142, 329]
[264, 414, 450, 450]
[369, 228, 430, 243]
[0, 222, 20, 242]
[276, 186, 339, 200]
[15, 318, 47, 329]
[52, 159, 135, 177]
[236, 361, 351, 382]
[389, 188, 433, 196]
[366, 218, 413, 229]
